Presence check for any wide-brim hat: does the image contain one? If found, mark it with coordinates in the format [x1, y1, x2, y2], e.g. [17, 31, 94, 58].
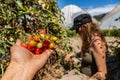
[70, 14, 92, 30]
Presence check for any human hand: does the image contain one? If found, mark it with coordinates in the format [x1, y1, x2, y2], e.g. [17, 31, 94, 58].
[64, 52, 75, 62]
[10, 39, 53, 71]
[88, 72, 106, 80]
[1, 39, 53, 80]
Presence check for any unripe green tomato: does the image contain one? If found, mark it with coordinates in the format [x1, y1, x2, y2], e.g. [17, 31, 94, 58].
[37, 42, 43, 48]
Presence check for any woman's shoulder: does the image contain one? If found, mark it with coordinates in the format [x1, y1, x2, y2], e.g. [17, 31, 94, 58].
[90, 34, 107, 49]
[91, 34, 107, 50]
[90, 34, 102, 46]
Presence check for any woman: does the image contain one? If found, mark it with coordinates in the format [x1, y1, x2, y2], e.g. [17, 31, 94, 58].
[65, 14, 108, 80]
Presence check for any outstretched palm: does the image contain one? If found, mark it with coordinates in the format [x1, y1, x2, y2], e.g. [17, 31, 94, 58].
[10, 39, 53, 71]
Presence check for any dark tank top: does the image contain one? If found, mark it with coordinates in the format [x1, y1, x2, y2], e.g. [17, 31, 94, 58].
[80, 36, 98, 77]
[80, 52, 98, 77]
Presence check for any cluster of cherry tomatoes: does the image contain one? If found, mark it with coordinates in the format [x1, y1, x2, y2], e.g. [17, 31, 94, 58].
[21, 30, 59, 55]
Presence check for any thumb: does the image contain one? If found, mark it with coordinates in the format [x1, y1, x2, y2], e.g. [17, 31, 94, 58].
[36, 49, 53, 60]
[15, 39, 22, 46]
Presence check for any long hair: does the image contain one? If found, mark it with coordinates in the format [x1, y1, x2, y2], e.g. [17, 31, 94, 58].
[79, 22, 107, 57]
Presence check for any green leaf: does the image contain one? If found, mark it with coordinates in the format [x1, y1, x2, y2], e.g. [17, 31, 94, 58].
[0, 48, 5, 54]
[15, 0, 24, 10]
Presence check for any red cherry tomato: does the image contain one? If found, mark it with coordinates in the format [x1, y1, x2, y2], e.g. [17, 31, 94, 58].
[27, 45, 32, 51]
[27, 45, 36, 52]
[35, 48, 43, 55]
[40, 29, 46, 34]
[21, 43, 28, 48]
[43, 40, 50, 49]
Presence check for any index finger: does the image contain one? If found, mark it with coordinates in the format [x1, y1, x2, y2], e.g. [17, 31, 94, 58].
[15, 39, 22, 46]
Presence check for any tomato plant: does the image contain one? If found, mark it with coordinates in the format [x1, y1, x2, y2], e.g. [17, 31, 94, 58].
[0, 0, 72, 80]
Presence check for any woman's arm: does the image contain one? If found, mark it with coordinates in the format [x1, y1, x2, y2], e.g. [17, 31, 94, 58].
[89, 37, 107, 80]
[64, 52, 76, 62]
[64, 51, 81, 62]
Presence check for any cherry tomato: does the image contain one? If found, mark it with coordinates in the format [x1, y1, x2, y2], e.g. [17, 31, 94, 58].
[49, 42, 55, 49]
[37, 42, 43, 48]
[40, 29, 46, 34]
[40, 34, 45, 40]
[21, 43, 28, 48]
[55, 40, 60, 44]
[41, 47, 46, 52]
[28, 40, 37, 47]
[43, 40, 50, 49]
[45, 35, 50, 41]
[35, 48, 42, 55]
[33, 35, 39, 41]
[27, 36, 33, 41]
[51, 36, 58, 41]
[27, 45, 35, 52]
